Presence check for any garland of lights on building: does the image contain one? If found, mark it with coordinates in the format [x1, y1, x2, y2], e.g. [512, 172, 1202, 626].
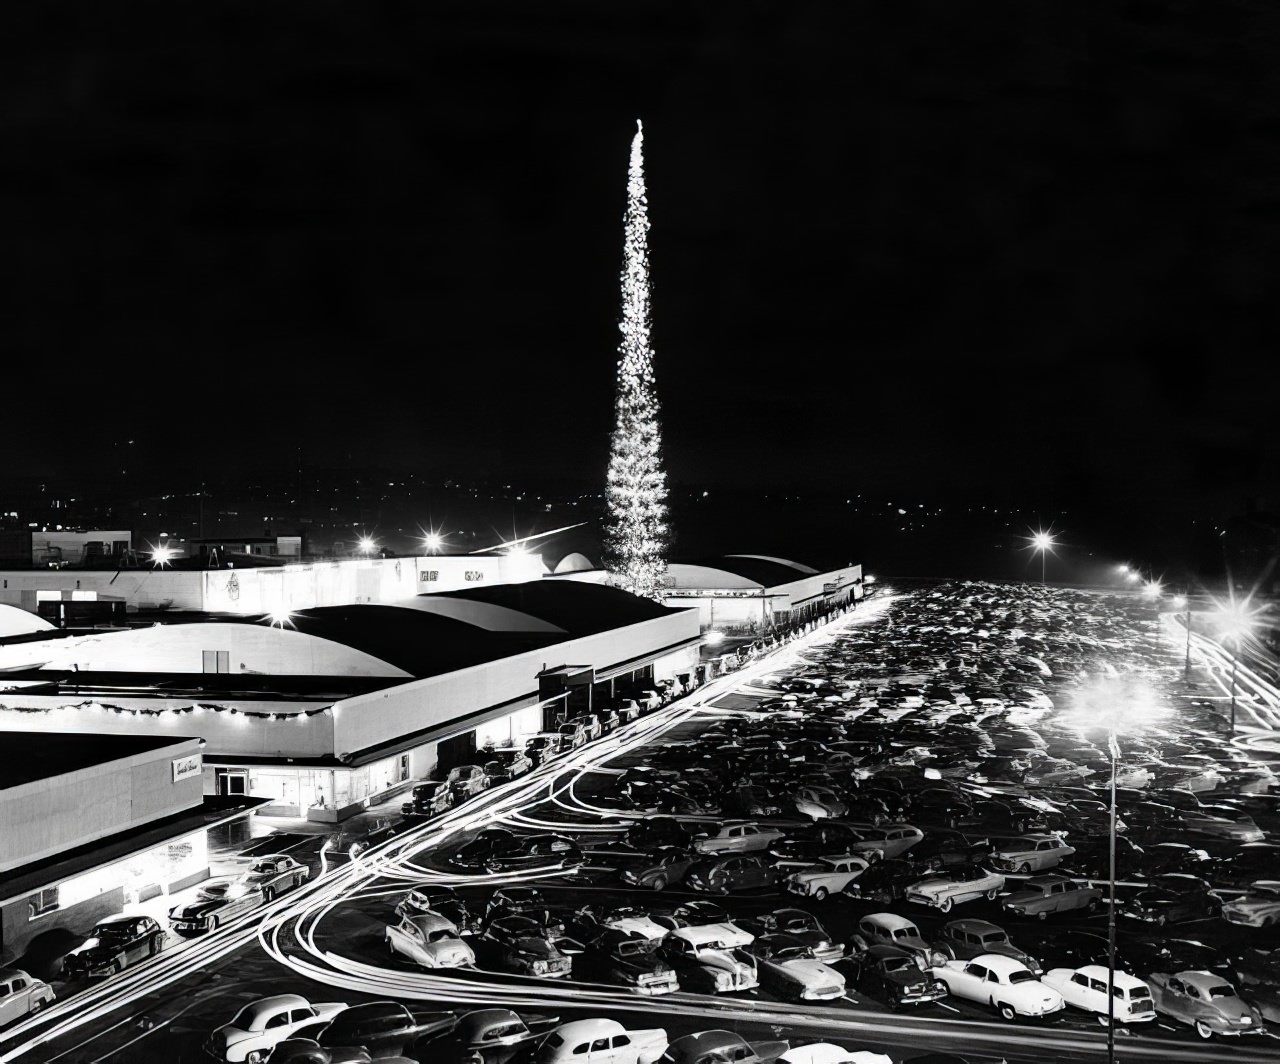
[603, 119, 670, 602]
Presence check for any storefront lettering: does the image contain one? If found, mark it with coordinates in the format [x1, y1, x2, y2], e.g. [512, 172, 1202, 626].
[465, 570, 484, 581]
[172, 754, 202, 782]
[419, 571, 439, 582]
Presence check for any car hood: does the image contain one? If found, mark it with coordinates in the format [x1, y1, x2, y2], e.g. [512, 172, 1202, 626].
[170, 900, 222, 918]
[777, 957, 843, 986]
[980, 942, 1040, 968]
[424, 940, 475, 964]
[611, 917, 670, 941]
[695, 948, 756, 975]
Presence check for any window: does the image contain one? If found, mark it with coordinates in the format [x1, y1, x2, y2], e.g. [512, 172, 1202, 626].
[967, 964, 989, 979]
[1071, 974, 1089, 988]
[573, 1045, 590, 1056]
[591, 1039, 610, 1052]
[202, 649, 230, 673]
[28, 887, 59, 919]
[1089, 979, 1108, 993]
[265, 1012, 291, 1030]
[291, 1008, 316, 1023]
[612, 1036, 632, 1048]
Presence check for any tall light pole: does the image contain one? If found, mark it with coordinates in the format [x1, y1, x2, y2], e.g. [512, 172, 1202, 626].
[1106, 726, 1119, 1060]
[1172, 594, 1191, 674]
[1032, 531, 1054, 585]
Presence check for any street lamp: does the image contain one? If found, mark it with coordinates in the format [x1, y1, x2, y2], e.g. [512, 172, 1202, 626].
[423, 532, 443, 555]
[1066, 674, 1164, 1064]
[1216, 601, 1258, 737]
[1171, 594, 1191, 673]
[1031, 531, 1054, 585]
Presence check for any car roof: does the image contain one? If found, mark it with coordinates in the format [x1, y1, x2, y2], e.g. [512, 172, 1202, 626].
[861, 912, 920, 930]
[1177, 970, 1235, 990]
[671, 924, 742, 944]
[552, 1019, 626, 1042]
[406, 911, 457, 930]
[945, 919, 1003, 934]
[971, 953, 1029, 974]
[242, 994, 314, 1013]
[1027, 873, 1072, 884]
[1074, 965, 1147, 988]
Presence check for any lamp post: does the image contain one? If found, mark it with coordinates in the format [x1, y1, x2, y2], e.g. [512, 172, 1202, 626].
[1032, 531, 1054, 586]
[1172, 594, 1191, 674]
[1106, 726, 1119, 1059]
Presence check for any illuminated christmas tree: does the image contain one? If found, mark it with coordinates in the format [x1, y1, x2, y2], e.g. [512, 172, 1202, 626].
[603, 120, 670, 601]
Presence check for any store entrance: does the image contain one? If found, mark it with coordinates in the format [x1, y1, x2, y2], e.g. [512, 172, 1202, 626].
[215, 769, 248, 796]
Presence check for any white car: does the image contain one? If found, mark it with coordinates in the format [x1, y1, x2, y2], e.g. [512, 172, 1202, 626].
[989, 834, 1076, 874]
[793, 785, 847, 820]
[779, 1045, 893, 1064]
[905, 865, 1006, 913]
[205, 994, 348, 1062]
[1042, 965, 1157, 1025]
[841, 823, 924, 859]
[0, 969, 54, 1028]
[930, 954, 1065, 1021]
[1221, 881, 1280, 927]
[385, 912, 476, 969]
[785, 854, 872, 900]
[536, 1019, 668, 1064]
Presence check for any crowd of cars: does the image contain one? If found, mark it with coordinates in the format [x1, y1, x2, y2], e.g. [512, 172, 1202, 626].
[380, 581, 1280, 1044]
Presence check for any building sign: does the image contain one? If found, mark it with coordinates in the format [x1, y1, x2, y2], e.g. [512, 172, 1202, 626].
[465, 570, 484, 581]
[172, 754, 202, 783]
[823, 582, 840, 595]
[419, 570, 439, 583]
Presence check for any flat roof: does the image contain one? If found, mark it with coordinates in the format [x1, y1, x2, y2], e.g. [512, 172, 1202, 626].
[0, 733, 194, 790]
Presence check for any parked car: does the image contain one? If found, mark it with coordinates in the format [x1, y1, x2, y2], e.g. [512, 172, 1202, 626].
[216, 855, 309, 904]
[536, 1019, 668, 1064]
[569, 904, 670, 945]
[206, 994, 349, 1063]
[0, 969, 54, 1029]
[988, 834, 1076, 875]
[659, 926, 759, 993]
[578, 929, 680, 996]
[652, 900, 747, 935]
[848, 858, 919, 903]
[484, 833, 583, 875]
[834, 823, 924, 860]
[904, 829, 992, 872]
[726, 783, 784, 818]
[169, 880, 265, 936]
[657, 1031, 788, 1064]
[446, 764, 491, 799]
[834, 944, 948, 1009]
[904, 864, 1005, 913]
[485, 922, 579, 979]
[1118, 874, 1221, 926]
[744, 933, 846, 1002]
[570, 714, 603, 743]
[624, 816, 709, 851]
[524, 734, 563, 768]
[784, 854, 872, 900]
[454, 827, 519, 869]
[736, 908, 841, 962]
[685, 854, 781, 894]
[484, 886, 552, 920]
[932, 919, 1042, 975]
[1206, 843, 1280, 891]
[1228, 948, 1280, 1023]
[64, 915, 166, 979]
[396, 885, 480, 934]
[848, 913, 939, 964]
[259, 1041, 374, 1064]
[1001, 874, 1103, 920]
[1146, 970, 1267, 1039]
[792, 785, 848, 820]
[1176, 809, 1266, 844]
[1221, 880, 1280, 927]
[1041, 965, 1157, 1026]
[385, 912, 475, 969]
[400, 780, 455, 819]
[316, 1001, 456, 1059]
[691, 821, 787, 856]
[929, 954, 1066, 1021]
[619, 848, 699, 892]
[422, 1007, 558, 1064]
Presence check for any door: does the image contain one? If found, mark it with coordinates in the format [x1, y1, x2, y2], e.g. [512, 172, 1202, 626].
[216, 769, 248, 796]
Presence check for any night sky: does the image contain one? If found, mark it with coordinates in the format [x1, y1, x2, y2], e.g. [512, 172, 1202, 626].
[2, 2, 1276, 536]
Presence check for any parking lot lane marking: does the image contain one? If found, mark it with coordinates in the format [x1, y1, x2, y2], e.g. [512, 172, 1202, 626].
[935, 1003, 960, 1012]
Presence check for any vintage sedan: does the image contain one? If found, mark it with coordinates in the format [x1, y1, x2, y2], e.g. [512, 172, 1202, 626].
[1041, 965, 1157, 1025]
[1001, 875, 1103, 920]
[206, 994, 349, 1063]
[844, 858, 919, 903]
[684, 855, 781, 894]
[904, 864, 1005, 913]
[848, 913, 938, 963]
[744, 933, 846, 1002]
[570, 905, 670, 945]
[930, 954, 1066, 1021]
[412, 1007, 556, 1064]
[659, 926, 760, 994]
[932, 919, 1042, 975]
[1176, 809, 1266, 844]
[490, 748, 534, 779]
[446, 763, 491, 799]
[483, 833, 583, 874]
[169, 880, 265, 936]
[579, 929, 680, 996]
[536, 1019, 668, 1064]
[658, 1031, 788, 1064]
[784, 855, 872, 900]
[691, 821, 787, 856]
[792, 786, 848, 820]
[385, 912, 475, 969]
[837, 823, 924, 860]
[1118, 874, 1221, 926]
[214, 855, 309, 905]
[64, 914, 166, 979]
[1147, 970, 1267, 1039]
[834, 944, 948, 1009]
[492, 932, 578, 980]
[989, 834, 1076, 875]
[453, 827, 518, 869]
[400, 780, 454, 819]
[1221, 880, 1280, 927]
[620, 848, 699, 892]
[777, 1045, 891, 1064]
[0, 969, 54, 1029]
[396, 886, 480, 934]
[736, 908, 840, 962]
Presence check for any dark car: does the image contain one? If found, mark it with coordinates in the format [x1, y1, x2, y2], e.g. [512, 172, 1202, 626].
[932, 918, 1042, 975]
[400, 780, 454, 819]
[653, 786, 722, 816]
[453, 828, 519, 869]
[1205, 844, 1280, 891]
[656, 899, 738, 929]
[1123, 936, 1233, 981]
[64, 915, 165, 979]
[262, 1041, 378, 1064]
[413, 1007, 559, 1064]
[1118, 874, 1221, 927]
[317, 1001, 455, 1058]
[578, 928, 680, 995]
[396, 885, 480, 934]
[905, 829, 995, 871]
[523, 735, 560, 768]
[949, 799, 1048, 835]
[659, 1032, 789, 1064]
[618, 847, 699, 891]
[624, 816, 708, 852]
[847, 859, 919, 904]
[737, 908, 840, 962]
[483, 833, 583, 875]
[835, 943, 949, 1009]
[1058, 832, 1148, 880]
[684, 854, 781, 894]
[484, 886, 552, 923]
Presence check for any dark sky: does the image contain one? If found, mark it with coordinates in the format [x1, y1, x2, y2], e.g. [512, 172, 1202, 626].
[2, 1, 1276, 523]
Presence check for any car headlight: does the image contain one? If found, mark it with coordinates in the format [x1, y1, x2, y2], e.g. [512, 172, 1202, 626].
[713, 970, 734, 989]
[532, 959, 549, 973]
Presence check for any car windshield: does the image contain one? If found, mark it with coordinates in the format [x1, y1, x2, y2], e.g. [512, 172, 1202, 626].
[981, 932, 1009, 945]
[1008, 970, 1035, 983]
[486, 1022, 529, 1040]
[1208, 985, 1238, 998]
[618, 940, 654, 956]
[95, 924, 131, 939]
[883, 956, 914, 972]
[776, 946, 812, 961]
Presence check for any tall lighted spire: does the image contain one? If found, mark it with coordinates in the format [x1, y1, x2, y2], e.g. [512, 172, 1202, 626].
[602, 120, 669, 601]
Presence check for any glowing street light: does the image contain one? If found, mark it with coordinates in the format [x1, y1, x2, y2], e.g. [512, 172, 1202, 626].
[1065, 674, 1164, 1060]
[423, 532, 443, 555]
[357, 535, 376, 556]
[151, 544, 176, 566]
[1031, 531, 1054, 585]
[1218, 604, 1257, 737]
